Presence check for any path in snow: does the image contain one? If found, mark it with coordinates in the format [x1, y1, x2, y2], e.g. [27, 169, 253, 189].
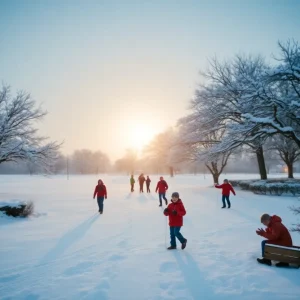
[0, 174, 300, 300]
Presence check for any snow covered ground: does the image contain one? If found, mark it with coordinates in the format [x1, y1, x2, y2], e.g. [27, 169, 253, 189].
[0, 174, 300, 300]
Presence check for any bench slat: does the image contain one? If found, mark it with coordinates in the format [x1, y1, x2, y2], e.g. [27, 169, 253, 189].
[264, 253, 300, 264]
[265, 245, 300, 258]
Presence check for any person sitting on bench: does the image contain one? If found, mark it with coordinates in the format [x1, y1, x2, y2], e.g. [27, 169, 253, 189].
[256, 213, 293, 267]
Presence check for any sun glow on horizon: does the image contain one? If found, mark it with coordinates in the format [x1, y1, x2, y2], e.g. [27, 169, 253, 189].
[129, 125, 157, 151]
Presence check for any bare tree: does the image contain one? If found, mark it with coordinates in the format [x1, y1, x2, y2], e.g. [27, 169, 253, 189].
[114, 148, 138, 175]
[0, 85, 60, 171]
[143, 128, 176, 177]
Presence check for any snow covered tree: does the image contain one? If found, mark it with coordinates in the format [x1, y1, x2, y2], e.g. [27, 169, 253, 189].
[268, 135, 300, 178]
[71, 149, 110, 174]
[181, 55, 269, 179]
[114, 148, 137, 175]
[174, 116, 232, 184]
[0, 85, 60, 171]
[143, 128, 176, 177]
[239, 40, 300, 148]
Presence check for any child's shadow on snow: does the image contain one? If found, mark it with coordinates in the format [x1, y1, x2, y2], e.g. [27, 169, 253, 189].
[147, 194, 156, 201]
[172, 251, 213, 299]
[125, 193, 132, 200]
[138, 194, 148, 203]
[38, 214, 98, 266]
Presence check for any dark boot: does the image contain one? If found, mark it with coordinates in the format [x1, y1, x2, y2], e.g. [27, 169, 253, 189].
[159, 204, 162, 207]
[221, 206, 226, 208]
[257, 258, 272, 266]
[228, 205, 231, 209]
[275, 262, 289, 267]
[167, 246, 176, 250]
[181, 239, 187, 250]
[165, 199, 168, 205]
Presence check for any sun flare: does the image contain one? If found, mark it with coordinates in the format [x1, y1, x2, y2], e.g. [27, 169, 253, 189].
[130, 125, 156, 151]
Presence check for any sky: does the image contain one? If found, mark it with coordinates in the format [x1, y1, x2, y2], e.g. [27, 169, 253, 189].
[1, 0, 300, 161]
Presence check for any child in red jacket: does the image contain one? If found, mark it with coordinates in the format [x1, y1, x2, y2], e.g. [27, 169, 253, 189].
[163, 192, 187, 250]
[93, 179, 107, 214]
[215, 179, 236, 209]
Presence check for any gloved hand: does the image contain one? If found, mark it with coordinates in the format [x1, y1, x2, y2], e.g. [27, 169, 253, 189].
[172, 210, 177, 215]
[164, 208, 169, 214]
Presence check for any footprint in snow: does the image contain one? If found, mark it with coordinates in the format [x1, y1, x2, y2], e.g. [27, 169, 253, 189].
[63, 261, 94, 276]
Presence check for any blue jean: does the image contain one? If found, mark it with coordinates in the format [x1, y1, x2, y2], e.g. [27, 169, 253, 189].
[261, 240, 268, 257]
[170, 226, 186, 247]
[97, 196, 104, 212]
[159, 193, 167, 205]
[222, 195, 231, 207]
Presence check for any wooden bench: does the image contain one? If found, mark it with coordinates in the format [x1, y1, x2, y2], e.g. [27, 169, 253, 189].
[264, 244, 300, 267]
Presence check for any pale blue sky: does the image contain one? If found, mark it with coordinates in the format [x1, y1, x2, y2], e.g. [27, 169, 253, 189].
[1, 0, 300, 160]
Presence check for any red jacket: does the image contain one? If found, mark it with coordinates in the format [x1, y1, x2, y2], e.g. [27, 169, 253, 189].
[215, 183, 235, 196]
[156, 180, 168, 193]
[93, 184, 107, 198]
[164, 199, 186, 227]
[261, 215, 293, 247]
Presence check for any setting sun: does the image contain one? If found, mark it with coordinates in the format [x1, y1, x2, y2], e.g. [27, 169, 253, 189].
[130, 125, 156, 150]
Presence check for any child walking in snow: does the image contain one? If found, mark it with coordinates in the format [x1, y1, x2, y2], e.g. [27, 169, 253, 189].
[146, 176, 151, 193]
[215, 179, 236, 209]
[130, 175, 135, 192]
[93, 179, 107, 214]
[164, 192, 187, 250]
[156, 176, 168, 207]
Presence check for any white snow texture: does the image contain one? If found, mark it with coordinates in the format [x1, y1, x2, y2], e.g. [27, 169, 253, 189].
[0, 174, 300, 300]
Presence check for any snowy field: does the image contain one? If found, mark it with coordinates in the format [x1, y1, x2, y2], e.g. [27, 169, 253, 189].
[0, 174, 300, 300]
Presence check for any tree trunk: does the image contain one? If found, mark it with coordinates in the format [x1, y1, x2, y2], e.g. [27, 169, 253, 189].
[256, 146, 267, 180]
[212, 173, 220, 185]
[287, 163, 294, 178]
[169, 166, 174, 177]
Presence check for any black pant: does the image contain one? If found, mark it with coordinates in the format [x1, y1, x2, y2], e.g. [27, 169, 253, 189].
[131, 184, 134, 192]
[222, 195, 231, 207]
[146, 184, 150, 193]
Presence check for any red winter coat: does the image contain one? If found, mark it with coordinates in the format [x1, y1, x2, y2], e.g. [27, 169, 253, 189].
[93, 184, 107, 198]
[261, 215, 293, 247]
[215, 183, 235, 196]
[156, 180, 168, 193]
[164, 199, 186, 227]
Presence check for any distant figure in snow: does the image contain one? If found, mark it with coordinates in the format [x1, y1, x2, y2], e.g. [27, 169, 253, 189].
[215, 179, 236, 208]
[164, 192, 187, 250]
[93, 179, 107, 214]
[156, 176, 168, 207]
[146, 176, 151, 193]
[130, 175, 135, 192]
[138, 173, 146, 193]
[256, 214, 293, 267]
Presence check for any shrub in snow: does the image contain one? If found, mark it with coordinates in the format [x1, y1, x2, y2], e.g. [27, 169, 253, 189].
[232, 179, 300, 196]
[0, 201, 34, 217]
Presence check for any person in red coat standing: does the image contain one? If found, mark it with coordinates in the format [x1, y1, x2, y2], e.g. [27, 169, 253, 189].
[93, 179, 107, 214]
[256, 213, 293, 267]
[164, 192, 187, 250]
[215, 179, 236, 209]
[156, 176, 168, 207]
